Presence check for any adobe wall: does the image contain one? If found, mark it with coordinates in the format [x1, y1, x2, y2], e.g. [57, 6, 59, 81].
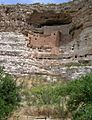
[43, 25, 72, 45]
[28, 31, 61, 49]
[43, 24, 72, 35]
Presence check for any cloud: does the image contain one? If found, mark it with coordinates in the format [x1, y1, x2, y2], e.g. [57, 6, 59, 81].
[31, 0, 43, 3]
[31, 0, 52, 4]
[31, 0, 65, 4]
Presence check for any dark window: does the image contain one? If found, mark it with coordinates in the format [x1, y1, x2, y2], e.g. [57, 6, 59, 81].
[85, 54, 87, 57]
[71, 47, 74, 50]
[75, 55, 77, 58]
[45, 17, 48, 19]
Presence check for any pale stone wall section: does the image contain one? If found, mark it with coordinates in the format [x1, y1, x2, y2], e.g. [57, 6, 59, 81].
[27, 31, 61, 48]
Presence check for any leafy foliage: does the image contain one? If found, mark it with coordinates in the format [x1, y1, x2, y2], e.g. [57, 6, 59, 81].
[28, 74, 92, 119]
[66, 74, 92, 120]
[0, 67, 21, 120]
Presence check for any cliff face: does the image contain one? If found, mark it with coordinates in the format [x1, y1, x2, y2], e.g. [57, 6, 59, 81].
[0, 0, 92, 79]
[0, 0, 91, 36]
[0, 1, 78, 35]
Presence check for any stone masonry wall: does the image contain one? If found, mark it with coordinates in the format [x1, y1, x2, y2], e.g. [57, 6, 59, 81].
[27, 31, 61, 49]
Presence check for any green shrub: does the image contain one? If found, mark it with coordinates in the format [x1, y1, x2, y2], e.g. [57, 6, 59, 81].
[25, 82, 69, 118]
[27, 74, 92, 119]
[72, 103, 92, 120]
[0, 67, 21, 120]
[66, 74, 92, 120]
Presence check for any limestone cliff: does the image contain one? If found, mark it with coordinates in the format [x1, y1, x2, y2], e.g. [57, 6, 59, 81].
[0, 0, 92, 80]
[0, 1, 79, 35]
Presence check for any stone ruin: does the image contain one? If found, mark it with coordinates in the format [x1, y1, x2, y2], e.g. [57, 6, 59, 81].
[26, 24, 92, 62]
[27, 30, 62, 55]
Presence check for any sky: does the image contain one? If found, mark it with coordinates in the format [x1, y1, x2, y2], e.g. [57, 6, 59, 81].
[0, 0, 71, 4]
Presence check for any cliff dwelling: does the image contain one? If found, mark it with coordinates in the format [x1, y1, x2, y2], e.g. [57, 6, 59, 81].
[27, 31, 62, 55]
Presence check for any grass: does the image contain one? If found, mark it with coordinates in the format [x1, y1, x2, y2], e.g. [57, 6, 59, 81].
[23, 82, 69, 118]
[22, 74, 92, 119]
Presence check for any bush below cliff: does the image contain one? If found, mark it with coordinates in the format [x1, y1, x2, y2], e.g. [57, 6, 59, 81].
[0, 67, 21, 120]
[24, 74, 92, 119]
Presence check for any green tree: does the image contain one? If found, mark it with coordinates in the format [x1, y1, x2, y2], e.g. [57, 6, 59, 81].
[66, 74, 92, 120]
[0, 67, 21, 120]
